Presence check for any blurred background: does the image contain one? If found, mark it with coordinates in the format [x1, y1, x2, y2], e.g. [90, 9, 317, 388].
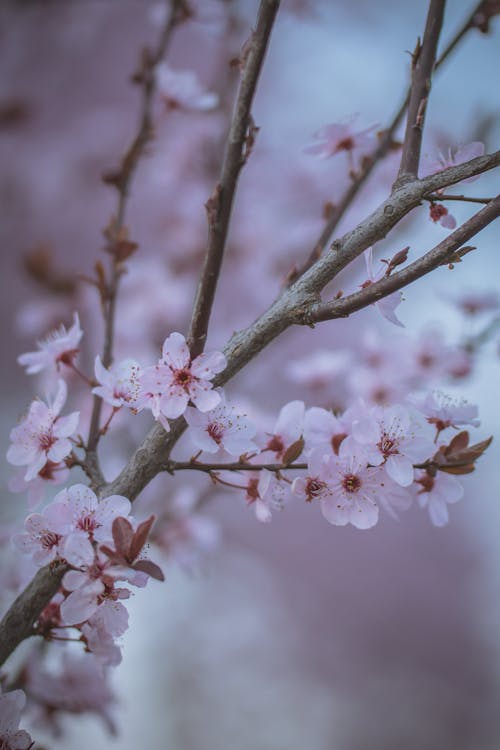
[1, 0, 500, 748]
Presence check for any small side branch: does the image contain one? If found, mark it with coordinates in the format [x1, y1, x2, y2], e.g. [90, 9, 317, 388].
[164, 460, 307, 473]
[187, 0, 280, 358]
[307, 195, 500, 323]
[397, 0, 446, 183]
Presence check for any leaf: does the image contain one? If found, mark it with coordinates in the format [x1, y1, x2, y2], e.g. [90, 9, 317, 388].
[129, 515, 155, 562]
[446, 430, 470, 455]
[133, 559, 165, 582]
[439, 464, 475, 476]
[99, 544, 124, 564]
[282, 438, 305, 466]
[112, 517, 134, 557]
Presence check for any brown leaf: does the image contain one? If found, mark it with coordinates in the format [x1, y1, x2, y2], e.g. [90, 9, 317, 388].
[99, 544, 124, 564]
[130, 515, 155, 562]
[282, 438, 305, 466]
[112, 517, 134, 558]
[446, 430, 470, 455]
[133, 559, 165, 582]
[439, 464, 476, 475]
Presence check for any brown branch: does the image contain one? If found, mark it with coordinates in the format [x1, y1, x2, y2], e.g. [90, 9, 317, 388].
[165, 460, 307, 473]
[424, 193, 494, 204]
[187, 0, 280, 358]
[0, 561, 68, 667]
[86, 0, 185, 457]
[396, 0, 446, 183]
[288, 0, 484, 285]
[307, 195, 500, 323]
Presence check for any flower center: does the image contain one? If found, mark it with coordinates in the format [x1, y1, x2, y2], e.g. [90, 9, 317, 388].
[336, 136, 354, 152]
[265, 435, 284, 455]
[77, 513, 99, 534]
[305, 477, 327, 502]
[247, 478, 260, 502]
[207, 422, 224, 444]
[342, 473, 361, 493]
[379, 433, 398, 457]
[40, 530, 61, 550]
[174, 368, 193, 388]
[39, 430, 55, 451]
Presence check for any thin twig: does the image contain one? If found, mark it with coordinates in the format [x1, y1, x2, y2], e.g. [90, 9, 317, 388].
[187, 0, 280, 358]
[86, 0, 185, 456]
[306, 195, 500, 323]
[424, 193, 493, 204]
[396, 0, 446, 183]
[288, 0, 483, 284]
[165, 460, 307, 473]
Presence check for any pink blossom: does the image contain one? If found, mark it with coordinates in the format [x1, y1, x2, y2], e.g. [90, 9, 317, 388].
[294, 448, 411, 529]
[137, 332, 226, 429]
[410, 391, 480, 431]
[261, 400, 305, 460]
[156, 63, 218, 111]
[184, 391, 257, 455]
[428, 202, 456, 229]
[303, 406, 348, 454]
[9, 461, 70, 510]
[7, 379, 79, 481]
[92, 356, 142, 408]
[17, 311, 82, 375]
[344, 404, 434, 486]
[447, 290, 500, 316]
[0, 689, 32, 750]
[286, 350, 350, 390]
[26, 653, 116, 734]
[421, 141, 485, 181]
[305, 116, 377, 171]
[219, 469, 286, 523]
[12, 501, 72, 565]
[81, 599, 129, 666]
[362, 248, 404, 327]
[52, 484, 132, 550]
[415, 470, 464, 526]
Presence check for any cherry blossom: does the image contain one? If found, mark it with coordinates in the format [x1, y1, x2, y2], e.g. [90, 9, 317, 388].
[305, 116, 377, 171]
[7, 379, 79, 481]
[421, 141, 485, 181]
[137, 332, 226, 429]
[81, 599, 129, 666]
[361, 248, 404, 327]
[415, 470, 464, 526]
[219, 469, 286, 523]
[9, 461, 70, 510]
[0, 689, 32, 750]
[344, 404, 434, 486]
[92, 356, 142, 408]
[303, 406, 349, 454]
[184, 391, 257, 455]
[17, 311, 82, 376]
[428, 202, 456, 229]
[156, 63, 218, 111]
[261, 400, 305, 460]
[410, 391, 480, 431]
[12, 502, 72, 566]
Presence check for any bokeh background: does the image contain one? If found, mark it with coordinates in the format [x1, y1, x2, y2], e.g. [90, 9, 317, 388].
[1, 1, 500, 748]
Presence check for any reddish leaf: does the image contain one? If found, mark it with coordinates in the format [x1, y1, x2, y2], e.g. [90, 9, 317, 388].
[99, 545, 125, 564]
[133, 559, 165, 582]
[282, 438, 305, 466]
[112, 517, 134, 557]
[446, 430, 470, 455]
[439, 464, 475, 476]
[129, 515, 155, 562]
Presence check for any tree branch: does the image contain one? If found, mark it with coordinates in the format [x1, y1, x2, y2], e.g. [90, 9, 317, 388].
[0, 561, 68, 667]
[86, 0, 185, 456]
[307, 195, 500, 323]
[289, 0, 485, 284]
[396, 0, 446, 183]
[187, 0, 280, 358]
[164, 460, 308, 473]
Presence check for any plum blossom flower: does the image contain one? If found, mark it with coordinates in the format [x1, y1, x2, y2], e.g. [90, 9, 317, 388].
[410, 391, 480, 432]
[415, 470, 464, 526]
[286, 350, 350, 390]
[305, 116, 377, 171]
[12, 502, 72, 566]
[303, 406, 348, 454]
[137, 332, 226, 429]
[428, 202, 456, 229]
[7, 379, 79, 481]
[421, 141, 485, 182]
[184, 391, 257, 455]
[261, 400, 305, 460]
[9, 461, 70, 511]
[92, 356, 142, 408]
[361, 248, 404, 327]
[344, 404, 434, 487]
[0, 689, 32, 750]
[446, 289, 500, 316]
[52, 484, 132, 553]
[219, 469, 286, 523]
[156, 63, 218, 111]
[17, 312, 82, 375]
[294, 448, 411, 529]
[81, 599, 129, 666]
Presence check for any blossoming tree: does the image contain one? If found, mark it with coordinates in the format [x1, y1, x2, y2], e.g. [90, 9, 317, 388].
[1, 0, 499, 744]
